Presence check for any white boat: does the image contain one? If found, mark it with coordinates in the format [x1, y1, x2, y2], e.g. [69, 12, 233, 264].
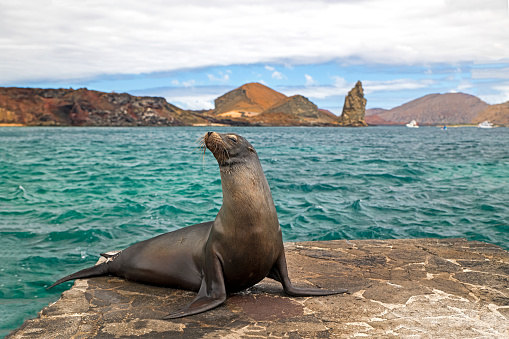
[406, 120, 419, 128]
[478, 121, 493, 128]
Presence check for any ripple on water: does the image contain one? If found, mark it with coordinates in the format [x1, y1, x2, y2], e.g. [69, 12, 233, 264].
[1, 126, 508, 336]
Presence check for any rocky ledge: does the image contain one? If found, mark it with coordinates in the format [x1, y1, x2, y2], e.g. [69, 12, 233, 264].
[8, 238, 509, 338]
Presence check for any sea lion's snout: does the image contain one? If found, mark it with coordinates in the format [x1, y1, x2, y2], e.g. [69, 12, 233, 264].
[204, 132, 229, 164]
[204, 132, 222, 148]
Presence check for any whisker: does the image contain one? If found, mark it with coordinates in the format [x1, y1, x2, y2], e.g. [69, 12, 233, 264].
[189, 136, 206, 156]
[202, 140, 208, 168]
[196, 136, 207, 168]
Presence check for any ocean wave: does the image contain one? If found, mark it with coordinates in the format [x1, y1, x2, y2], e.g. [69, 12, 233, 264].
[1, 126, 509, 336]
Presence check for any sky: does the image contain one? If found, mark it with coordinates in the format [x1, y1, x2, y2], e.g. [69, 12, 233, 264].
[1, 0, 508, 114]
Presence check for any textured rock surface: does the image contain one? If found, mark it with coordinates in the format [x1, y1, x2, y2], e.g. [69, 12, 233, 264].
[9, 238, 509, 338]
[263, 95, 319, 119]
[252, 95, 338, 126]
[0, 87, 207, 126]
[338, 81, 368, 127]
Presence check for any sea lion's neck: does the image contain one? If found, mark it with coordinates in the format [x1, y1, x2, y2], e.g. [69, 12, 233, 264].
[218, 161, 278, 228]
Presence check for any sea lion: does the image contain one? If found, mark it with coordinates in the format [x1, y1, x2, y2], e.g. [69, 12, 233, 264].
[49, 132, 347, 319]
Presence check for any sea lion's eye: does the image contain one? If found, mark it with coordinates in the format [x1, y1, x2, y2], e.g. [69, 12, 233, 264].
[227, 135, 237, 143]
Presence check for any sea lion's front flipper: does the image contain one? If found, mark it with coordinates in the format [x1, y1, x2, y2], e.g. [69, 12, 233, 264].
[163, 254, 226, 319]
[268, 251, 348, 296]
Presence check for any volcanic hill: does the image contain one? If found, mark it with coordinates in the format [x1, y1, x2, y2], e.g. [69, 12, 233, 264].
[369, 93, 489, 125]
[0, 87, 207, 126]
[212, 82, 287, 118]
[206, 83, 338, 126]
[472, 101, 509, 126]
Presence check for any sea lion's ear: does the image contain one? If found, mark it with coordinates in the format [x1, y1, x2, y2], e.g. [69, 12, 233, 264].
[248, 147, 256, 154]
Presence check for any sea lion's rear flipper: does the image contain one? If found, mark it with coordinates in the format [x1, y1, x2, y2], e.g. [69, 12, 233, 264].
[163, 254, 226, 319]
[47, 262, 110, 289]
[268, 252, 348, 296]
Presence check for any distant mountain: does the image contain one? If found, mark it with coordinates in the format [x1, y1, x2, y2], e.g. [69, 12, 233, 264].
[365, 108, 396, 124]
[5, 84, 497, 128]
[472, 101, 509, 126]
[212, 82, 287, 117]
[365, 108, 388, 116]
[0, 83, 342, 127]
[374, 93, 489, 125]
[364, 115, 399, 125]
[0, 87, 207, 126]
[205, 83, 338, 126]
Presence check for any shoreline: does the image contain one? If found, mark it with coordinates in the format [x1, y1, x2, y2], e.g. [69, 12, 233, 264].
[0, 124, 506, 128]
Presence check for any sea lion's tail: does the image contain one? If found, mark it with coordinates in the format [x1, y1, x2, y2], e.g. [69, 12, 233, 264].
[47, 262, 110, 289]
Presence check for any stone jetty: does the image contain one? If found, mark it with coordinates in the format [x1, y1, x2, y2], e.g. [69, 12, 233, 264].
[8, 238, 509, 338]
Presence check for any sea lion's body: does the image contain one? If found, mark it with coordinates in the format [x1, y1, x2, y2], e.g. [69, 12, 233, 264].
[50, 132, 346, 318]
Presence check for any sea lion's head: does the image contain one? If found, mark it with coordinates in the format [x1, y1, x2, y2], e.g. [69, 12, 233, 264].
[203, 132, 258, 169]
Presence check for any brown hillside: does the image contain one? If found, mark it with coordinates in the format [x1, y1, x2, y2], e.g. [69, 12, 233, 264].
[366, 108, 388, 116]
[472, 101, 509, 126]
[365, 115, 399, 125]
[257, 95, 337, 125]
[0, 87, 206, 126]
[264, 95, 319, 118]
[378, 93, 489, 125]
[208, 83, 337, 126]
[318, 109, 338, 119]
[250, 112, 303, 126]
[213, 82, 287, 116]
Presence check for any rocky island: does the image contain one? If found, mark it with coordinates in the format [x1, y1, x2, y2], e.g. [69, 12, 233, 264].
[365, 93, 491, 126]
[0, 87, 209, 126]
[338, 81, 368, 127]
[0, 84, 342, 127]
[2, 83, 509, 127]
[204, 82, 339, 126]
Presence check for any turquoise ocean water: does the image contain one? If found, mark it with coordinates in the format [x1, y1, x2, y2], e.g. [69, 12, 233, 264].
[1, 126, 508, 336]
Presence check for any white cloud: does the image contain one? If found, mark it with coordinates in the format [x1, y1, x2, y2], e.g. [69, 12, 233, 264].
[1, 0, 508, 84]
[472, 67, 509, 79]
[278, 77, 437, 107]
[265, 65, 285, 79]
[173, 96, 215, 110]
[362, 79, 435, 94]
[456, 80, 473, 92]
[331, 76, 347, 87]
[272, 71, 285, 80]
[280, 76, 352, 99]
[305, 74, 316, 86]
[132, 86, 227, 110]
[207, 72, 230, 82]
[181, 80, 196, 87]
[478, 82, 509, 104]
